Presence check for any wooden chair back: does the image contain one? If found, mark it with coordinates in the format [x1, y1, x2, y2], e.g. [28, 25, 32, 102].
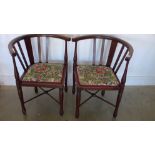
[8, 34, 71, 79]
[72, 35, 133, 74]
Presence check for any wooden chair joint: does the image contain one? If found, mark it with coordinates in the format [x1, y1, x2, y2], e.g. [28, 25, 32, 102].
[24, 87, 60, 105]
[80, 90, 115, 108]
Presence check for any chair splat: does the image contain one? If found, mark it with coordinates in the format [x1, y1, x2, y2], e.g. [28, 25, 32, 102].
[24, 37, 34, 65]
[114, 49, 128, 74]
[17, 42, 29, 68]
[113, 45, 125, 71]
[106, 40, 118, 67]
[13, 46, 27, 72]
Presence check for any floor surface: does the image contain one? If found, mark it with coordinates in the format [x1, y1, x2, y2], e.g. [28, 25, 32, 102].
[0, 86, 155, 121]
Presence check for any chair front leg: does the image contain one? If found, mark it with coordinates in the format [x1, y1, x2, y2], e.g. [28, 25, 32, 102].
[65, 67, 68, 92]
[101, 90, 105, 96]
[72, 68, 75, 94]
[34, 87, 38, 93]
[59, 88, 64, 116]
[75, 88, 81, 118]
[16, 82, 26, 115]
[113, 86, 124, 118]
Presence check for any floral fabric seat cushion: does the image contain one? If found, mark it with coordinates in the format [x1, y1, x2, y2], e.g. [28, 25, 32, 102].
[77, 65, 119, 86]
[23, 63, 64, 83]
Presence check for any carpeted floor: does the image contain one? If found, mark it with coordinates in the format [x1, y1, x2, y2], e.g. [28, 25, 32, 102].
[0, 86, 155, 121]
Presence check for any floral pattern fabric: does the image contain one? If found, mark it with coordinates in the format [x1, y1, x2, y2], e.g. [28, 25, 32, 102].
[77, 65, 119, 86]
[23, 63, 63, 83]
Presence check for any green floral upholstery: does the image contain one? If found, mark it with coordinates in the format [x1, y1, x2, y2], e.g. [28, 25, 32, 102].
[23, 63, 64, 83]
[77, 65, 119, 86]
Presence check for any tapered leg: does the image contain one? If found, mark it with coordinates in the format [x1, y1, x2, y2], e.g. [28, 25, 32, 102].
[16, 83, 26, 115]
[101, 90, 105, 96]
[72, 70, 75, 94]
[75, 88, 81, 118]
[59, 88, 64, 116]
[113, 87, 124, 118]
[34, 87, 38, 93]
[65, 68, 68, 92]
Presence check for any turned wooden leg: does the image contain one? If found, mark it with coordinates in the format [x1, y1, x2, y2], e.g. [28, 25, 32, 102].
[101, 90, 105, 96]
[34, 87, 38, 93]
[65, 68, 68, 92]
[75, 88, 81, 118]
[59, 88, 64, 116]
[16, 83, 26, 115]
[72, 71, 75, 94]
[113, 87, 124, 118]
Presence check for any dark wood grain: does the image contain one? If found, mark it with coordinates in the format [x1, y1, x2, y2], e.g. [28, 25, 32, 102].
[106, 40, 118, 67]
[114, 49, 128, 74]
[13, 46, 26, 71]
[17, 42, 29, 68]
[8, 34, 71, 116]
[24, 37, 34, 65]
[72, 34, 134, 118]
[113, 45, 124, 71]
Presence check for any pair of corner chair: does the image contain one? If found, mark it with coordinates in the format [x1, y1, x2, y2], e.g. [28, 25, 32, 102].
[8, 34, 133, 118]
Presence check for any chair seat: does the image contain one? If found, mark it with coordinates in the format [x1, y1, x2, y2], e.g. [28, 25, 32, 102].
[22, 63, 64, 83]
[77, 65, 119, 86]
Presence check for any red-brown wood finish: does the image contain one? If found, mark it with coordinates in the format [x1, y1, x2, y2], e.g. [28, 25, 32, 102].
[72, 34, 134, 118]
[9, 34, 71, 116]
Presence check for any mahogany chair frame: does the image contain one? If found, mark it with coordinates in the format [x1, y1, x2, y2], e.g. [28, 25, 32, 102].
[8, 34, 71, 116]
[72, 35, 134, 118]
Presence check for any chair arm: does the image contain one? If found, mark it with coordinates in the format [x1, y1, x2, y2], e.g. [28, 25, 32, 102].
[125, 43, 134, 61]
[8, 42, 17, 57]
[121, 59, 130, 85]
[121, 45, 133, 84]
[121, 43, 133, 84]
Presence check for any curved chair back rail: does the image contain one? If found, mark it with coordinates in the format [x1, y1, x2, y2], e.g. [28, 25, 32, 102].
[8, 34, 71, 80]
[72, 35, 133, 75]
[72, 35, 133, 57]
[72, 35, 134, 118]
[8, 34, 71, 116]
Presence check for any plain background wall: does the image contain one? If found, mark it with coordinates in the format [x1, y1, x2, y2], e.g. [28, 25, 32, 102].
[0, 34, 155, 86]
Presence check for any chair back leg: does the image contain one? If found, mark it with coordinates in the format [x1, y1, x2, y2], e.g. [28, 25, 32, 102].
[113, 86, 125, 118]
[59, 88, 64, 116]
[65, 68, 68, 92]
[72, 69, 76, 94]
[16, 82, 26, 115]
[34, 87, 38, 93]
[75, 88, 81, 118]
[101, 90, 105, 96]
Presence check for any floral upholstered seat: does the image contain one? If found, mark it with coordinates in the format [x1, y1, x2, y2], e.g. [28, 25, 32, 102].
[77, 65, 119, 86]
[23, 63, 64, 83]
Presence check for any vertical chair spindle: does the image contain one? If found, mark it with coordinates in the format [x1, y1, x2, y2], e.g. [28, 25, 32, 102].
[114, 49, 128, 74]
[13, 46, 26, 71]
[64, 41, 68, 65]
[113, 45, 125, 71]
[17, 42, 29, 68]
[24, 37, 34, 65]
[74, 42, 78, 66]
[106, 40, 118, 67]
